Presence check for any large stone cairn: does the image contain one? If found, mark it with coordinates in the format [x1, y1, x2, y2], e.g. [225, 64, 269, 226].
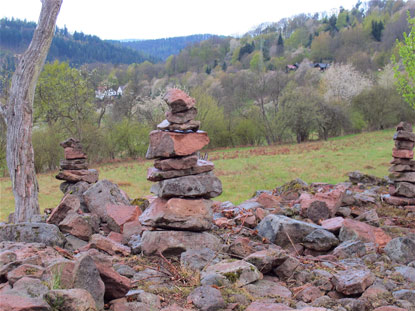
[387, 122, 415, 205]
[56, 138, 99, 188]
[140, 89, 222, 236]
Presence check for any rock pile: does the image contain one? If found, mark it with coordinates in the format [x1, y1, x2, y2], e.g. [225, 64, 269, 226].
[386, 122, 415, 206]
[140, 88, 223, 255]
[55, 138, 98, 188]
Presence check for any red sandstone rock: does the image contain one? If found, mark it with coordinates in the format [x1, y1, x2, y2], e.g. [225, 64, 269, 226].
[163, 88, 196, 113]
[139, 197, 213, 231]
[339, 219, 391, 247]
[154, 155, 198, 171]
[56, 169, 98, 183]
[332, 269, 375, 295]
[157, 119, 200, 132]
[246, 301, 294, 311]
[0, 293, 51, 311]
[7, 264, 44, 285]
[165, 107, 197, 124]
[64, 146, 87, 160]
[107, 232, 123, 244]
[394, 130, 415, 142]
[146, 130, 209, 159]
[253, 193, 281, 210]
[106, 204, 141, 232]
[321, 217, 345, 232]
[93, 261, 131, 301]
[373, 307, 407, 311]
[390, 171, 415, 182]
[122, 220, 143, 242]
[392, 148, 414, 159]
[147, 159, 214, 181]
[395, 139, 415, 150]
[58, 213, 94, 241]
[47, 194, 80, 225]
[87, 234, 131, 256]
[384, 195, 415, 206]
[299, 186, 345, 218]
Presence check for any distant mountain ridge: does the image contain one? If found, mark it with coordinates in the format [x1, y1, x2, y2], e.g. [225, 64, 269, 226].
[111, 34, 222, 61]
[0, 18, 158, 66]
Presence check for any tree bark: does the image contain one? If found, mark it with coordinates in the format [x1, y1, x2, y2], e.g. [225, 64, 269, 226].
[2, 0, 62, 222]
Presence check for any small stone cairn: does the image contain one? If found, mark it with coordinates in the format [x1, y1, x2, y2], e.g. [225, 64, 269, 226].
[139, 88, 222, 236]
[55, 138, 98, 189]
[386, 122, 415, 205]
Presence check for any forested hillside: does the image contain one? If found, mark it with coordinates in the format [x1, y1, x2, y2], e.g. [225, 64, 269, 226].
[0, 18, 157, 66]
[1, 0, 415, 176]
[115, 34, 220, 61]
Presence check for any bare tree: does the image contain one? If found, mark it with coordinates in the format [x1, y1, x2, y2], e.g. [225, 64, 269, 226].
[0, 0, 62, 222]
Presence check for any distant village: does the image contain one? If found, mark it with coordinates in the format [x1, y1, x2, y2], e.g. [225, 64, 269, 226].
[95, 85, 125, 100]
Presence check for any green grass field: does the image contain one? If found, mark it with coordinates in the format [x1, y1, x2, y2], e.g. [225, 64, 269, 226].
[0, 129, 394, 221]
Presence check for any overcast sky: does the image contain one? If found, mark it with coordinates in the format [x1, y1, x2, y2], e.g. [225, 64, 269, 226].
[2, 0, 359, 40]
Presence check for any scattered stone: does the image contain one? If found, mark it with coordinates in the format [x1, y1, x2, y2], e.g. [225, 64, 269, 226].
[88, 234, 131, 256]
[72, 254, 105, 310]
[245, 301, 294, 311]
[106, 204, 141, 232]
[114, 264, 136, 278]
[203, 259, 262, 287]
[256, 215, 322, 247]
[348, 171, 387, 185]
[58, 212, 94, 241]
[140, 230, 221, 256]
[303, 229, 339, 251]
[244, 279, 292, 299]
[296, 285, 323, 303]
[244, 248, 288, 274]
[83, 179, 130, 219]
[338, 219, 391, 247]
[332, 269, 375, 295]
[273, 256, 300, 279]
[187, 285, 226, 311]
[384, 235, 415, 264]
[0, 223, 66, 247]
[47, 194, 80, 225]
[321, 217, 344, 233]
[127, 234, 142, 255]
[180, 248, 219, 271]
[44, 289, 97, 311]
[7, 264, 44, 285]
[0, 293, 51, 311]
[393, 289, 415, 304]
[307, 201, 331, 224]
[333, 240, 368, 259]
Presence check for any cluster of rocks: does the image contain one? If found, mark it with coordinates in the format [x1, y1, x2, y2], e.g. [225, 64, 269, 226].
[1, 122, 415, 310]
[386, 122, 415, 206]
[55, 138, 98, 189]
[139, 88, 223, 255]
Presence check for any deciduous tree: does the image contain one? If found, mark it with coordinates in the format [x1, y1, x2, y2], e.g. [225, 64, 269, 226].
[0, 0, 62, 222]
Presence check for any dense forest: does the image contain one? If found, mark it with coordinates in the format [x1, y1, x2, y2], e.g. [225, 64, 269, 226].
[0, 18, 157, 66]
[115, 34, 220, 61]
[1, 0, 415, 176]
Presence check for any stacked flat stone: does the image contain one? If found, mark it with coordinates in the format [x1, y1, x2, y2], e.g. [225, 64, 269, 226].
[139, 89, 222, 232]
[387, 122, 415, 205]
[56, 138, 98, 185]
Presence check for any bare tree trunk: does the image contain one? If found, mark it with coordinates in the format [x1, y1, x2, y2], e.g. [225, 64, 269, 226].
[0, 0, 62, 223]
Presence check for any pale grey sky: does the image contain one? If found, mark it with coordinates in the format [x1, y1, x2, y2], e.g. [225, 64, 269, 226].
[2, 0, 359, 40]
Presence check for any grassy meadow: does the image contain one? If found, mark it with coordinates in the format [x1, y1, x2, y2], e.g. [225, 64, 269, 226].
[0, 129, 394, 221]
